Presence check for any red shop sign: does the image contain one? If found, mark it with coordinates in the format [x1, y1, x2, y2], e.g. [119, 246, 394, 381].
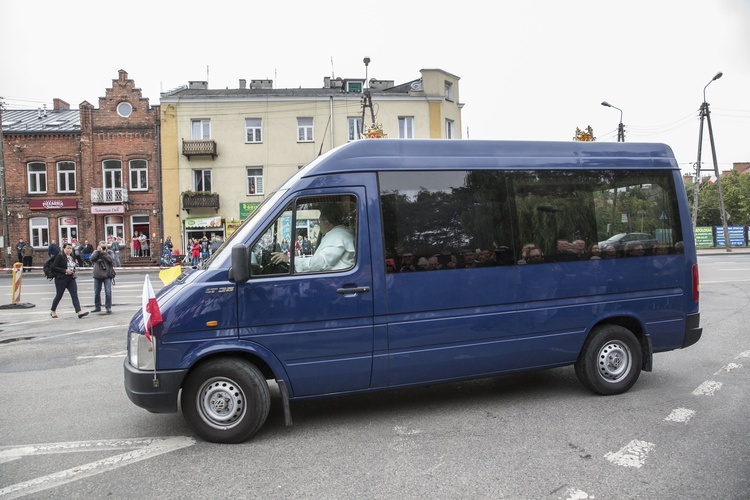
[29, 198, 78, 210]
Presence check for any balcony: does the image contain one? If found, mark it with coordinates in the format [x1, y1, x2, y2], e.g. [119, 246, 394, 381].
[182, 192, 220, 213]
[182, 139, 217, 160]
[91, 188, 128, 204]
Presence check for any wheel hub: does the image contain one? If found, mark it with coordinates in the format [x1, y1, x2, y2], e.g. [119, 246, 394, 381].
[598, 342, 631, 382]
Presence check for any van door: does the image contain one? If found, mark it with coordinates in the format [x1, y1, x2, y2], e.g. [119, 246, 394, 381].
[237, 188, 374, 397]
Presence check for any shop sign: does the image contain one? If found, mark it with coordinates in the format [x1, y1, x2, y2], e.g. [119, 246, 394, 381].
[185, 215, 222, 228]
[29, 198, 77, 210]
[91, 205, 125, 214]
[240, 202, 260, 219]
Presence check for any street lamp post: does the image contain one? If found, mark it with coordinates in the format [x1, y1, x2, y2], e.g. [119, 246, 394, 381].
[601, 101, 625, 142]
[692, 72, 731, 251]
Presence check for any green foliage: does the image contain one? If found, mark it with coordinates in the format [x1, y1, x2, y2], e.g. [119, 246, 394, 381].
[689, 171, 750, 226]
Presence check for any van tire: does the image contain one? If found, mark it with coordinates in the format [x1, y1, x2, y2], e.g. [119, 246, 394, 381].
[182, 358, 270, 443]
[575, 325, 642, 395]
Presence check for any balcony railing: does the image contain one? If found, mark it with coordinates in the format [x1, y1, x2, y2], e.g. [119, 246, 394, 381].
[182, 139, 217, 159]
[91, 188, 128, 204]
[182, 193, 220, 213]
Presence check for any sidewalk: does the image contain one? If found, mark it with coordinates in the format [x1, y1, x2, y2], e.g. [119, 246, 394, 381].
[697, 247, 750, 256]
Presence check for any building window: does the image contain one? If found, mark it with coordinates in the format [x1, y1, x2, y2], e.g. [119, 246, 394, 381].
[398, 117, 414, 139]
[59, 217, 78, 246]
[348, 117, 362, 141]
[445, 119, 455, 139]
[347, 81, 363, 93]
[30, 217, 49, 247]
[245, 118, 262, 143]
[56, 161, 76, 193]
[445, 81, 454, 101]
[129, 159, 148, 191]
[247, 167, 264, 195]
[297, 117, 314, 142]
[191, 119, 211, 140]
[193, 169, 212, 192]
[27, 162, 47, 194]
[117, 102, 133, 118]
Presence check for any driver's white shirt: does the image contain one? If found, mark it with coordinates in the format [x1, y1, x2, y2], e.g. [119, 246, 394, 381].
[294, 225, 355, 273]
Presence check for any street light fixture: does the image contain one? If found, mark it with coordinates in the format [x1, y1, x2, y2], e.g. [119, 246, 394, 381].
[692, 71, 731, 251]
[601, 101, 625, 142]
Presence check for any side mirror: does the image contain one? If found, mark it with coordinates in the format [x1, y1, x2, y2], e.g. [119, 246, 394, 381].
[229, 244, 250, 282]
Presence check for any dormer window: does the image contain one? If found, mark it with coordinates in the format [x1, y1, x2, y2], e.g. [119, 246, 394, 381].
[347, 81, 363, 93]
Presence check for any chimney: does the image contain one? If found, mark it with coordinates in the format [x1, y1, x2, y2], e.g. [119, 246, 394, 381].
[239, 79, 247, 89]
[324, 76, 331, 88]
[250, 79, 273, 90]
[188, 81, 208, 89]
[53, 98, 70, 110]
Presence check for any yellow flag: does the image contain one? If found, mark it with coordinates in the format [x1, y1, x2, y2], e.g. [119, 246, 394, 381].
[159, 265, 182, 286]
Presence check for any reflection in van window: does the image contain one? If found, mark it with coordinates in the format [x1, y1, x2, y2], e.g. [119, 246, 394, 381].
[380, 169, 683, 271]
[251, 195, 357, 276]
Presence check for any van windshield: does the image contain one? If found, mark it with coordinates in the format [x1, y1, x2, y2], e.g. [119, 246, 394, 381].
[204, 189, 287, 269]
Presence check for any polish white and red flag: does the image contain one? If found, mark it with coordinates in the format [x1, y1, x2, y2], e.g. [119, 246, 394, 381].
[142, 275, 163, 342]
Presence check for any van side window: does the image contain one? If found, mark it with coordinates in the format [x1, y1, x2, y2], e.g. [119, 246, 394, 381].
[250, 195, 358, 277]
[511, 170, 683, 260]
[380, 170, 514, 270]
[380, 169, 684, 271]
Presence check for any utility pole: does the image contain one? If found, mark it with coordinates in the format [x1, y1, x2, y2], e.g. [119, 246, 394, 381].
[692, 72, 731, 251]
[0, 97, 12, 269]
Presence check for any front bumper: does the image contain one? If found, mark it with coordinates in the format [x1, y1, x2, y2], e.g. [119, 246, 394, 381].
[123, 358, 188, 413]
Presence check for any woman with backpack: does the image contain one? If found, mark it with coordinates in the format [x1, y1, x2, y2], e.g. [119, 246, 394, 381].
[49, 243, 89, 319]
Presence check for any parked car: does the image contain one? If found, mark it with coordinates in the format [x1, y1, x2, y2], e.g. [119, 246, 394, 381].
[599, 232, 658, 254]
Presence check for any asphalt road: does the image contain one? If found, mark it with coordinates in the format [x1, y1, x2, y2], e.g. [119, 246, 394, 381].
[0, 257, 748, 499]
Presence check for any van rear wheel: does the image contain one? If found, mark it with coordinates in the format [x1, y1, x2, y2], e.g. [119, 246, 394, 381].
[182, 358, 270, 443]
[575, 325, 642, 395]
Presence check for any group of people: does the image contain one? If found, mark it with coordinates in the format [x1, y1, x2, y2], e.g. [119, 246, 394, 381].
[387, 238, 678, 274]
[49, 240, 116, 318]
[188, 236, 222, 267]
[131, 232, 150, 257]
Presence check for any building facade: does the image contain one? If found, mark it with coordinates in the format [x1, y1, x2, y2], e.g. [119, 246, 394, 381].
[1, 70, 160, 267]
[159, 68, 463, 252]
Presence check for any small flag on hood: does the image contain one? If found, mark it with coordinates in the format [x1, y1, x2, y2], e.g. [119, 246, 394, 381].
[142, 275, 163, 342]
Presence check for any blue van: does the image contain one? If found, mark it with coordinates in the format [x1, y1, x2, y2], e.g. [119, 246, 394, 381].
[124, 140, 701, 443]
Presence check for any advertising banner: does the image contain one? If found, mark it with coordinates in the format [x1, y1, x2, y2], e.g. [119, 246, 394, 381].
[715, 226, 746, 247]
[694, 227, 714, 248]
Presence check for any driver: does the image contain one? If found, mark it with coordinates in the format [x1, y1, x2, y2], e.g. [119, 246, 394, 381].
[271, 204, 355, 273]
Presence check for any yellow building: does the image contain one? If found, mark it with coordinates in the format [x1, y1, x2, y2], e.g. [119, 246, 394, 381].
[159, 68, 462, 251]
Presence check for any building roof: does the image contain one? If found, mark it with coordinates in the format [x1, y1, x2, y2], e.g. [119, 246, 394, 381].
[1, 109, 80, 133]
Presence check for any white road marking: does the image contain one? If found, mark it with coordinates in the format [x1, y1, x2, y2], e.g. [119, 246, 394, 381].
[736, 350, 750, 359]
[77, 351, 127, 359]
[692, 380, 722, 396]
[665, 408, 695, 423]
[604, 440, 655, 468]
[714, 363, 742, 375]
[558, 487, 594, 499]
[0, 436, 194, 499]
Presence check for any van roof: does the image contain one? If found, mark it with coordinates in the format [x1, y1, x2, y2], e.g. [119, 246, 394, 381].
[300, 139, 679, 177]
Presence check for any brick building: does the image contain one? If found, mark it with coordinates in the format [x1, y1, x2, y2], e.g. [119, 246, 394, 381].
[1, 70, 161, 267]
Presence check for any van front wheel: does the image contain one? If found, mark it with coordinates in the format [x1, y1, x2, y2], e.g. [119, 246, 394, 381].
[182, 358, 270, 443]
[575, 325, 642, 395]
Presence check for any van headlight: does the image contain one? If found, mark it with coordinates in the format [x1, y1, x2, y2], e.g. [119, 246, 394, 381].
[129, 331, 155, 370]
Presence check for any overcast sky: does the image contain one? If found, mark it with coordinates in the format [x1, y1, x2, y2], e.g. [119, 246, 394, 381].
[2, 0, 749, 176]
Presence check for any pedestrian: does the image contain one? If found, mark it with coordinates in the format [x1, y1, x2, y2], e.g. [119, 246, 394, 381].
[139, 232, 149, 257]
[209, 236, 221, 255]
[49, 243, 89, 319]
[90, 240, 115, 314]
[191, 239, 201, 267]
[109, 238, 122, 267]
[48, 239, 60, 258]
[74, 241, 85, 266]
[21, 242, 34, 272]
[15, 238, 26, 264]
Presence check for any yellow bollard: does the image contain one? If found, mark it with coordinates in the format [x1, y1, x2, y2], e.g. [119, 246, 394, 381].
[11, 262, 23, 304]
